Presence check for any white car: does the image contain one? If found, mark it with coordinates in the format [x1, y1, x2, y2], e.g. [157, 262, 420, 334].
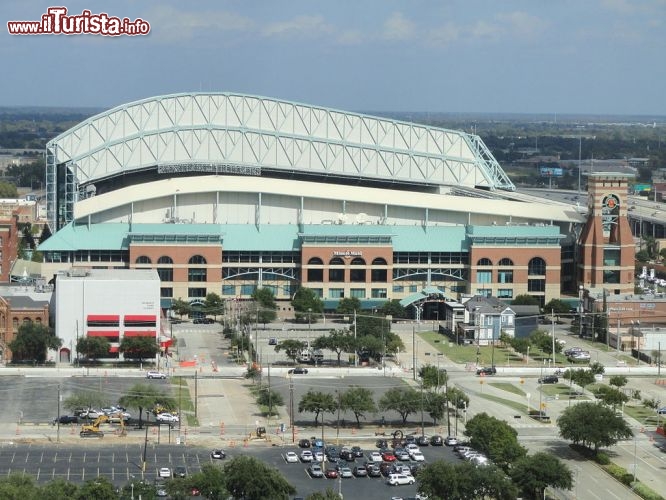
[410, 450, 425, 462]
[158, 467, 172, 478]
[387, 473, 415, 485]
[156, 412, 179, 423]
[405, 443, 420, 453]
[146, 371, 167, 379]
[369, 451, 383, 462]
[285, 451, 299, 463]
[313, 450, 326, 462]
[300, 450, 313, 462]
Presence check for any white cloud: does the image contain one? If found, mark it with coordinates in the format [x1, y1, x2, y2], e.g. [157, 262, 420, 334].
[336, 30, 364, 45]
[497, 11, 546, 40]
[425, 22, 461, 47]
[262, 15, 333, 38]
[144, 5, 253, 43]
[382, 12, 415, 41]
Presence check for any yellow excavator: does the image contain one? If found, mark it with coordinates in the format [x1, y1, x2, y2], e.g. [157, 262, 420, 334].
[80, 414, 109, 438]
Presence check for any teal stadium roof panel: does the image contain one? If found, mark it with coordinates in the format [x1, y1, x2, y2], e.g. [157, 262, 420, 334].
[39, 223, 471, 253]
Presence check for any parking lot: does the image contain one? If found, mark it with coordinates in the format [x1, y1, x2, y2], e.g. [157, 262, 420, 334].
[0, 440, 459, 498]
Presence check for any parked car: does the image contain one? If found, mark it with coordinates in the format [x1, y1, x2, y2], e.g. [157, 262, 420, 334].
[324, 467, 338, 479]
[351, 445, 364, 458]
[285, 451, 299, 463]
[444, 436, 458, 446]
[146, 371, 167, 379]
[394, 448, 410, 461]
[298, 438, 311, 448]
[53, 415, 78, 425]
[174, 466, 187, 478]
[288, 368, 309, 375]
[268, 337, 278, 345]
[538, 375, 559, 384]
[416, 435, 430, 446]
[476, 366, 497, 376]
[211, 449, 226, 459]
[158, 467, 172, 478]
[300, 450, 314, 462]
[156, 412, 179, 423]
[387, 473, 415, 485]
[430, 435, 444, 446]
[308, 464, 324, 478]
[352, 465, 368, 477]
[366, 463, 382, 477]
[336, 465, 353, 478]
[410, 450, 426, 462]
[368, 451, 383, 462]
[381, 450, 397, 462]
[657, 407, 666, 415]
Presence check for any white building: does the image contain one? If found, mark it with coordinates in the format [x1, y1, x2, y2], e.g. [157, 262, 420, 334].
[53, 268, 163, 363]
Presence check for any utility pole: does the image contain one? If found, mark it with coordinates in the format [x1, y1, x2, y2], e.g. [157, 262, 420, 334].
[56, 384, 61, 443]
[420, 381, 425, 436]
[336, 389, 341, 444]
[268, 363, 272, 425]
[353, 309, 357, 367]
[412, 326, 416, 381]
[551, 309, 555, 368]
[444, 370, 450, 437]
[194, 371, 198, 419]
[289, 376, 295, 443]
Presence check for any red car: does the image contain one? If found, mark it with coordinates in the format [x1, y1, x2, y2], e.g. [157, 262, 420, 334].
[325, 468, 339, 479]
[381, 451, 396, 462]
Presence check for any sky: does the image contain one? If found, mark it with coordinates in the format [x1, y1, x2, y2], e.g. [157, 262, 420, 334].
[1, 0, 665, 115]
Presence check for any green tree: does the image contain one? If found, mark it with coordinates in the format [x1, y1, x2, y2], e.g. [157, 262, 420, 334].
[378, 299, 407, 319]
[64, 391, 109, 414]
[336, 297, 361, 315]
[119, 336, 159, 363]
[40, 479, 80, 500]
[635, 249, 650, 263]
[594, 385, 629, 408]
[312, 330, 356, 365]
[588, 361, 605, 375]
[355, 334, 384, 361]
[569, 368, 596, 394]
[306, 488, 342, 500]
[510, 452, 573, 499]
[0, 180, 18, 198]
[418, 364, 448, 391]
[9, 322, 61, 363]
[544, 298, 572, 319]
[340, 386, 377, 427]
[245, 364, 261, 384]
[224, 455, 296, 500]
[119, 478, 157, 500]
[424, 391, 447, 425]
[203, 292, 225, 319]
[188, 463, 227, 500]
[447, 386, 470, 410]
[275, 339, 306, 363]
[557, 402, 633, 453]
[75, 477, 117, 500]
[76, 336, 110, 362]
[118, 383, 176, 428]
[252, 288, 278, 325]
[257, 388, 284, 416]
[0, 473, 40, 499]
[171, 298, 192, 319]
[379, 386, 419, 425]
[291, 287, 324, 322]
[609, 375, 628, 388]
[509, 337, 530, 355]
[464, 412, 527, 470]
[417, 460, 518, 500]
[512, 294, 540, 306]
[298, 390, 337, 426]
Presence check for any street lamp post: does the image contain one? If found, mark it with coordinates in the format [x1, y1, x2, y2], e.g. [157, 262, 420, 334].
[578, 285, 584, 339]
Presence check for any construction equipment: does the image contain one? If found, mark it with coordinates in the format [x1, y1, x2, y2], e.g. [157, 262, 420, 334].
[80, 415, 109, 438]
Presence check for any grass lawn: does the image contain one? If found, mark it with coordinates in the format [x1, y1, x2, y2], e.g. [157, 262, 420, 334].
[488, 382, 526, 397]
[623, 404, 662, 425]
[419, 331, 566, 367]
[172, 377, 199, 427]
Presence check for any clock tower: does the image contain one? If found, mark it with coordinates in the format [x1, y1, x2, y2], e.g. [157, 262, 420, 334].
[578, 172, 635, 294]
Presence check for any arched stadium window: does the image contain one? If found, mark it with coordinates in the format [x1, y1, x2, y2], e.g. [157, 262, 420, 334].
[350, 257, 366, 266]
[498, 258, 514, 266]
[135, 256, 151, 264]
[308, 257, 324, 265]
[528, 257, 546, 275]
[372, 257, 387, 265]
[329, 257, 344, 265]
[157, 256, 173, 265]
[189, 255, 207, 265]
[477, 258, 493, 266]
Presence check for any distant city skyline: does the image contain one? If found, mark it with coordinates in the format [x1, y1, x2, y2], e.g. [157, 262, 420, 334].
[2, 0, 665, 116]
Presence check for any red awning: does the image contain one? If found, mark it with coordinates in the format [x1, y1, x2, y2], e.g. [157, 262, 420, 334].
[87, 331, 120, 337]
[108, 346, 119, 353]
[87, 314, 120, 321]
[160, 338, 173, 348]
[124, 315, 156, 322]
[124, 331, 156, 337]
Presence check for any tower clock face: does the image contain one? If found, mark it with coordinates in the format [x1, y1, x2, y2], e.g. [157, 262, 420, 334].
[601, 194, 620, 235]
